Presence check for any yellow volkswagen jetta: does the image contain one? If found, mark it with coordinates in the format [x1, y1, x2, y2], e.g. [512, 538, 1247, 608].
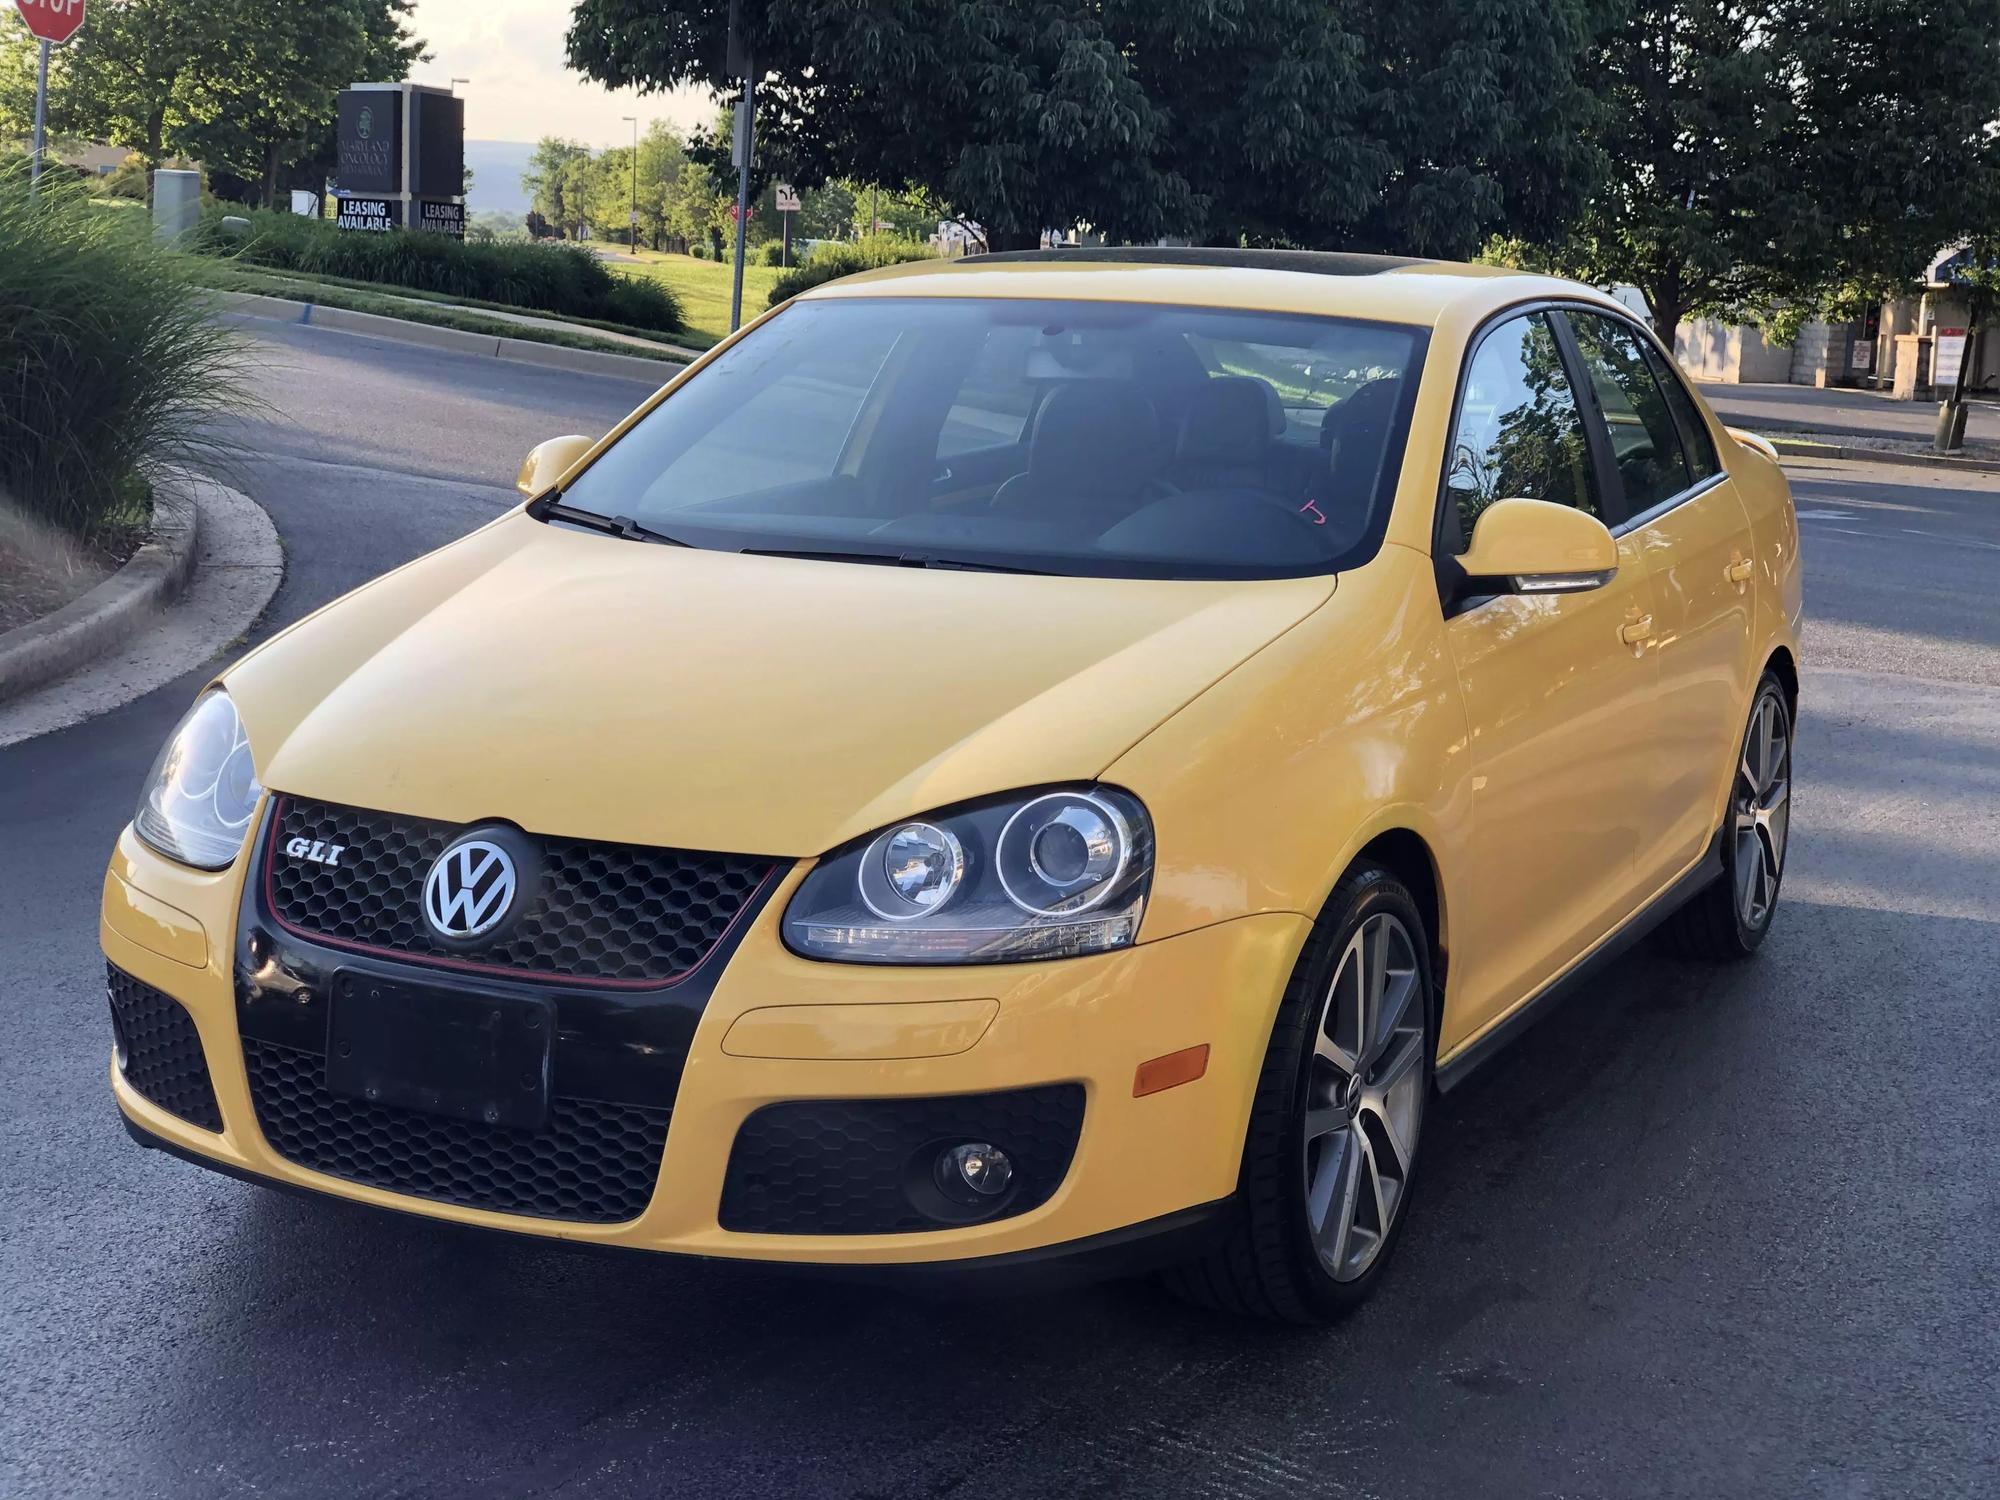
[103, 249, 1801, 1322]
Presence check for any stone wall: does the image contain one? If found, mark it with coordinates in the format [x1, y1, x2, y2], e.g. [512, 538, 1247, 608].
[1675, 320, 1794, 383]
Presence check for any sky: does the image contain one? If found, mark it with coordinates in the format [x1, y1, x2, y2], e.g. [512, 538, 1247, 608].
[404, 0, 712, 147]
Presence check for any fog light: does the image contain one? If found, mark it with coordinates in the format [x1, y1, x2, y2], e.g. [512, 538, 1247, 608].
[936, 1141, 1013, 1202]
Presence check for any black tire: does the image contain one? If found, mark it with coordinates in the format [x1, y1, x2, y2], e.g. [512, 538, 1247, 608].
[1162, 863, 1434, 1324]
[1657, 671, 1793, 960]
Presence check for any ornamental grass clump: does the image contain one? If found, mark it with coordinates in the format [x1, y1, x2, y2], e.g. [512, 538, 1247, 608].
[0, 162, 250, 553]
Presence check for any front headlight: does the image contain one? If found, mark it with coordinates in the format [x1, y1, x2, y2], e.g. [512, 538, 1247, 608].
[783, 786, 1153, 964]
[133, 690, 263, 869]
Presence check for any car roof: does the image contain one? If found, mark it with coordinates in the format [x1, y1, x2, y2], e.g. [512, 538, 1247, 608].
[799, 246, 1618, 328]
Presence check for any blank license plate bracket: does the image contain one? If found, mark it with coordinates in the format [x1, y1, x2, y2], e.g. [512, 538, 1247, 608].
[325, 973, 553, 1132]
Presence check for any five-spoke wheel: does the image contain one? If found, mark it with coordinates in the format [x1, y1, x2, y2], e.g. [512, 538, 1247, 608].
[1303, 913, 1426, 1282]
[1660, 668, 1795, 959]
[1163, 862, 1434, 1323]
[1734, 688, 1791, 929]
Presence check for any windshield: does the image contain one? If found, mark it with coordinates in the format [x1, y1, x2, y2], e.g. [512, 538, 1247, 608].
[556, 296, 1428, 579]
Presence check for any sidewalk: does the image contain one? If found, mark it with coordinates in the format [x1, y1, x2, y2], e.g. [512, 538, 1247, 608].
[1700, 382, 1999, 445]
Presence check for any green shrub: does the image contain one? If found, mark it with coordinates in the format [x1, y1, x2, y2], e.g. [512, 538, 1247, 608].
[103, 156, 149, 201]
[767, 235, 938, 307]
[755, 239, 788, 266]
[195, 208, 684, 335]
[0, 164, 249, 550]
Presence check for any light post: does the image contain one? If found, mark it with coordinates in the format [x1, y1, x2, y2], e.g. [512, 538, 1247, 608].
[448, 77, 469, 92]
[622, 114, 638, 250]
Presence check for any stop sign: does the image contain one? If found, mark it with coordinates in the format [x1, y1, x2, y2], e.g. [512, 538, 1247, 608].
[14, 0, 86, 45]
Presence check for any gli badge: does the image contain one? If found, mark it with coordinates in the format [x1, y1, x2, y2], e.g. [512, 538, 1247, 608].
[284, 836, 344, 868]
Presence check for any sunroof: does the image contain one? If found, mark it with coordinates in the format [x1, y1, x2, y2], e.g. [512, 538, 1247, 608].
[963, 247, 1434, 276]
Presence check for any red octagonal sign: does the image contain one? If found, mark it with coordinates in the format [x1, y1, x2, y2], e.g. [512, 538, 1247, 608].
[15, 0, 87, 45]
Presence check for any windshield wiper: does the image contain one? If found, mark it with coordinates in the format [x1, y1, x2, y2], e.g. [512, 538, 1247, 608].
[533, 498, 690, 547]
[740, 547, 1056, 575]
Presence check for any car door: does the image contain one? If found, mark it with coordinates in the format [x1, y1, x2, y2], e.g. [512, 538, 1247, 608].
[1560, 310, 1758, 892]
[1437, 311, 1665, 1050]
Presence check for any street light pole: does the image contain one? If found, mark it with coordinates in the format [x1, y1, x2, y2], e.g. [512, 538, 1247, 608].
[623, 114, 638, 250]
[730, 63, 754, 332]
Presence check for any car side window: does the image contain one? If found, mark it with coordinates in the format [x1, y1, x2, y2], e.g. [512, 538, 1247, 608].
[1445, 313, 1599, 548]
[1565, 313, 1694, 514]
[1641, 342, 1721, 481]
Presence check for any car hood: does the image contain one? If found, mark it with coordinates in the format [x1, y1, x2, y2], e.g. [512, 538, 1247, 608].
[228, 513, 1334, 857]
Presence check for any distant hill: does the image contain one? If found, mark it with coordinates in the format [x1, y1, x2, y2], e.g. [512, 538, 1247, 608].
[464, 140, 537, 216]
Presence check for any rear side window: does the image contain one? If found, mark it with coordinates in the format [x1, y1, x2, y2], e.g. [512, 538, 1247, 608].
[1642, 343, 1721, 481]
[1445, 313, 1599, 548]
[1565, 313, 1694, 515]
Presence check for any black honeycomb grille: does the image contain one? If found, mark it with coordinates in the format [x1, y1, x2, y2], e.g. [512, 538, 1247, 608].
[107, 964, 223, 1131]
[265, 796, 774, 985]
[719, 1085, 1086, 1235]
[244, 1039, 670, 1223]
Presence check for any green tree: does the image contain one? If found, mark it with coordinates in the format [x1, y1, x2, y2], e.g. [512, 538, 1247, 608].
[665, 158, 730, 255]
[586, 144, 636, 242]
[794, 179, 856, 242]
[1548, 0, 2000, 338]
[633, 120, 689, 249]
[564, 0, 1603, 254]
[0, 0, 422, 199]
[523, 137, 592, 239]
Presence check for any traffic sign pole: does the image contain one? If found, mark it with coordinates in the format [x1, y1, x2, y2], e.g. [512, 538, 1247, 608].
[30, 38, 48, 193]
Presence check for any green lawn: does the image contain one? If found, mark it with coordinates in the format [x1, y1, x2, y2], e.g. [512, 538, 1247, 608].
[608, 251, 785, 349]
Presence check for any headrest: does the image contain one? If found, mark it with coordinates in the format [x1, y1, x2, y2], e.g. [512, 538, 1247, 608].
[1179, 376, 1285, 463]
[1026, 382, 1161, 490]
[1320, 377, 1404, 451]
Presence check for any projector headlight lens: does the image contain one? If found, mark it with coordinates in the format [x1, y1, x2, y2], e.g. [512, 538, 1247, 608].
[783, 786, 1153, 965]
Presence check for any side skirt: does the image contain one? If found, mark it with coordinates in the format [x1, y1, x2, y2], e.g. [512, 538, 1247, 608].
[1433, 831, 1725, 1093]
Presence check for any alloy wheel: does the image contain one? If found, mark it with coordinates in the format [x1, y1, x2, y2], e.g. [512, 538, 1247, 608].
[1734, 692, 1792, 929]
[1302, 912, 1426, 1282]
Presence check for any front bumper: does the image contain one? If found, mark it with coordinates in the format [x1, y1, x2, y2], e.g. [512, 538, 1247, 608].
[102, 823, 1307, 1266]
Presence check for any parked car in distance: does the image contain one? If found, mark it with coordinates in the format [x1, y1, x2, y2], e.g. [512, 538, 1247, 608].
[104, 248, 1801, 1322]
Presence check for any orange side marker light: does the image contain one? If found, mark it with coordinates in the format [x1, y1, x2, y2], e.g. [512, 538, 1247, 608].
[1133, 1044, 1209, 1098]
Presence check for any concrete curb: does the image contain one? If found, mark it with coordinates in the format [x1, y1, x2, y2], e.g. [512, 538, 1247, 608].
[0, 475, 284, 748]
[0, 485, 200, 704]
[1768, 437, 2000, 476]
[216, 290, 683, 385]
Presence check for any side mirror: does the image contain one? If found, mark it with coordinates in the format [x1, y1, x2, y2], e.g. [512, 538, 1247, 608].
[515, 435, 597, 499]
[1457, 498, 1618, 594]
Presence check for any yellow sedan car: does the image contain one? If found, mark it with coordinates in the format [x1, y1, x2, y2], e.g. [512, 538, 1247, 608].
[103, 249, 1800, 1322]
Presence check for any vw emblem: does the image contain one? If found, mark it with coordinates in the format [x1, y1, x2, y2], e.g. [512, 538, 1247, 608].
[423, 837, 520, 940]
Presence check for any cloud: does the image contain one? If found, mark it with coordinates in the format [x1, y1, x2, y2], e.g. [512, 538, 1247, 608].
[406, 0, 712, 145]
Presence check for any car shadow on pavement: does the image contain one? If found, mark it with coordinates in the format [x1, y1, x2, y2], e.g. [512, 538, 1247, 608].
[156, 889, 1994, 1494]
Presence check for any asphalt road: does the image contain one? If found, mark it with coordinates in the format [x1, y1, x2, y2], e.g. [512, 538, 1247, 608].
[3, 322, 1996, 1499]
